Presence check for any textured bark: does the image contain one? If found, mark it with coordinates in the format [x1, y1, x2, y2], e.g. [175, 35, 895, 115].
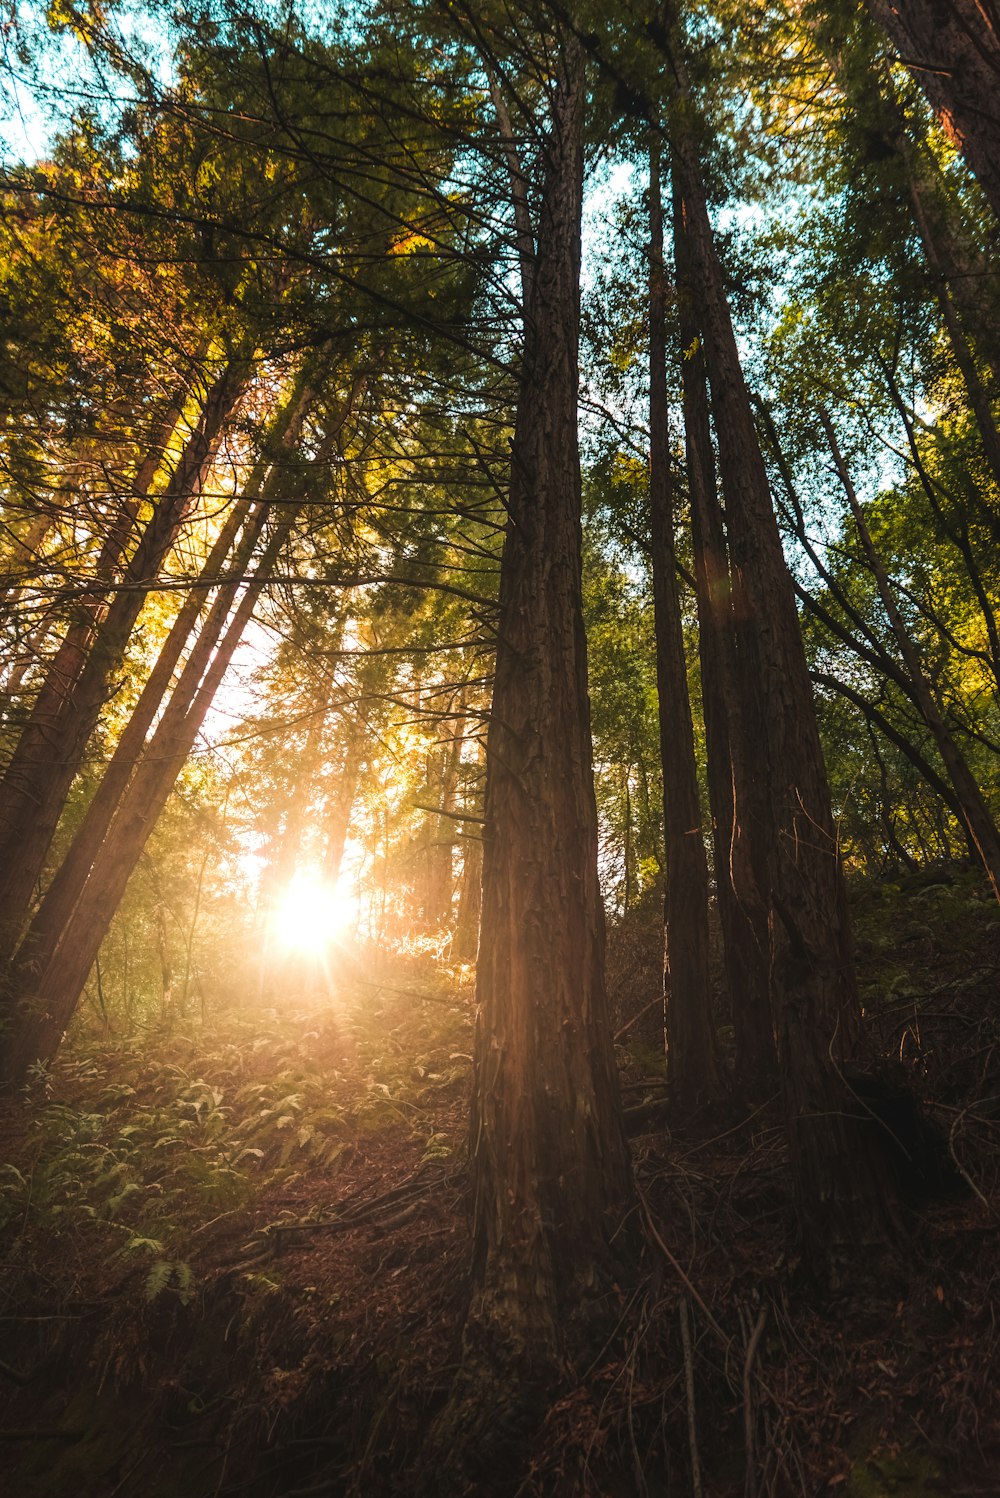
[666, 42, 901, 1261]
[469, 31, 634, 1368]
[673, 185, 775, 1094]
[0, 358, 250, 957]
[648, 135, 720, 1110]
[866, 0, 1000, 220]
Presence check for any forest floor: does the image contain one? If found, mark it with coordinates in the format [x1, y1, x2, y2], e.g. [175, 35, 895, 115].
[1, 869, 999, 1497]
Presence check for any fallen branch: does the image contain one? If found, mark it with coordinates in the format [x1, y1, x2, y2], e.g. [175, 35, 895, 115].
[679, 1296, 703, 1498]
[947, 1108, 998, 1216]
[226, 1165, 466, 1270]
[615, 996, 662, 1041]
[742, 1304, 768, 1498]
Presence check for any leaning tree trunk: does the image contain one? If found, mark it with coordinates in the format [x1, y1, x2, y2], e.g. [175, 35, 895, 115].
[0, 373, 357, 1084]
[0, 356, 250, 959]
[0, 389, 184, 854]
[648, 133, 721, 1111]
[468, 28, 634, 1378]
[666, 37, 901, 1266]
[865, 0, 1000, 221]
[422, 701, 466, 931]
[0, 504, 297, 1084]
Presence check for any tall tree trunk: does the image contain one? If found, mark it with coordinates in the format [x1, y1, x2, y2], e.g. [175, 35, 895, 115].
[865, 0, 1000, 220]
[0, 495, 265, 1020]
[0, 370, 359, 1083]
[648, 133, 720, 1110]
[0, 396, 183, 816]
[0, 504, 297, 1083]
[673, 182, 775, 1094]
[666, 41, 901, 1265]
[321, 712, 365, 888]
[468, 30, 634, 1376]
[453, 730, 484, 963]
[0, 356, 250, 958]
[423, 703, 465, 931]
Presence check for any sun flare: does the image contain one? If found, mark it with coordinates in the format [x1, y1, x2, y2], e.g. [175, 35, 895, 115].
[272, 873, 353, 954]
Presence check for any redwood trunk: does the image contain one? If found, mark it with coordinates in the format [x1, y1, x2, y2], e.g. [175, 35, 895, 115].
[866, 0, 1000, 220]
[648, 135, 720, 1110]
[673, 191, 775, 1093]
[469, 32, 634, 1366]
[667, 46, 901, 1261]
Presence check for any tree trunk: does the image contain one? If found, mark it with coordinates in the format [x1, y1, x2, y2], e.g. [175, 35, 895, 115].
[321, 713, 365, 888]
[0, 371, 359, 1083]
[648, 134, 720, 1110]
[866, 0, 1000, 221]
[0, 505, 297, 1083]
[422, 704, 465, 931]
[0, 356, 250, 958]
[468, 30, 634, 1375]
[453, 730, 484, 963]
[666, 40, 901, 1265]
[673, 180, 775, 1094]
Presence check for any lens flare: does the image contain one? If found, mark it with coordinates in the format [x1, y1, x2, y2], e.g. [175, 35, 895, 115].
[272, 874, 351, 954]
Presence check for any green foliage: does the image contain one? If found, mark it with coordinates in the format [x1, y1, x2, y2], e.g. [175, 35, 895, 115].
[0, 982, 472, 1294]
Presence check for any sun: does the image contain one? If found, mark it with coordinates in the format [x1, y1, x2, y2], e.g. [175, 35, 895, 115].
[272, 873, 353, 954]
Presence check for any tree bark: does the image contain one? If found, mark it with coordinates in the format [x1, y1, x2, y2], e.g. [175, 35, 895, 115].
[673, 179, 775, 1094]
[666, 38, 901, 1264]
[469, 28, 634, 1373]
[422, 703, 466, 931]
[648, 134, 721, 1110]
[866, 0, 1000, 221]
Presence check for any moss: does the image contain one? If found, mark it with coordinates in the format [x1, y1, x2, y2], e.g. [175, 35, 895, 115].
[846, 1446, 944, 1496]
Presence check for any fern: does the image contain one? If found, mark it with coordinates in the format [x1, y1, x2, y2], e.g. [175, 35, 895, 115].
[145, 1258, 174, 1302]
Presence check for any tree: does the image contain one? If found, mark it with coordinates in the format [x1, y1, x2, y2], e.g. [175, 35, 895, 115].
[648, 133, 721, 1109]
[463, 11, 635, 1397]
[865, 0, 1000, 221]
[664, 19, 902, 1263]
